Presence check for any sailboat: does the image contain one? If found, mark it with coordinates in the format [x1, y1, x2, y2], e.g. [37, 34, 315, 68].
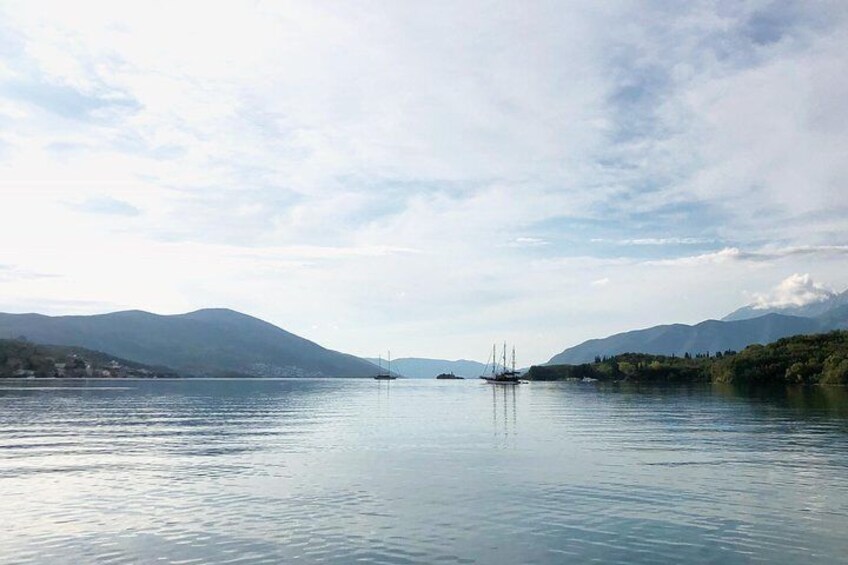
[480, 343, 522, 384]
[374, 351, 398, 380]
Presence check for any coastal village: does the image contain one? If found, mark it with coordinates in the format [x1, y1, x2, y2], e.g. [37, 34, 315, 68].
[5, 356, 163, 379]
[0, 340, 168, 379]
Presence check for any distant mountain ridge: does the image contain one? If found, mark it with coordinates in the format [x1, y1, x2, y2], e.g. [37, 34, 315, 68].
[723, 289, 848, 321]
[548, 284, 848, 365]
[366, 357, 487, 379]
[0, 308, 379, 377]
[548, 309, 848, 365]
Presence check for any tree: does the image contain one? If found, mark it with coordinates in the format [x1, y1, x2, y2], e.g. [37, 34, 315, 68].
[822, 354, 848, 385]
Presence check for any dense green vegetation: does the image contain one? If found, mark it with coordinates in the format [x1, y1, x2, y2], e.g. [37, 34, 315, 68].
[0, 339, 171, 378]
[0, 339, 59, 377]
[528, 331, 848, 385]
[528, 352, 715, 383]
[711, 331, 848, 385]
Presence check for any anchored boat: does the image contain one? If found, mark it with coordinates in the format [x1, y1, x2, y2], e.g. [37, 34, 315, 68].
[480, 343, 523, 384]
[374, 351, 398, 380]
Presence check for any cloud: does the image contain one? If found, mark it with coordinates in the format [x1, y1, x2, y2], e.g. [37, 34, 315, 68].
[510, 237, 550, 248]
[1, 78, 139, 120]
[591, 277, 610, 287]
[758, 245, 848, 259]
[751, 273, 836, 309]
[0, 2, 847, 363]
[0, 263, 56, 282]
[235, 244, 422, 261]
[71, 196, 141, 216]
[645, 247, 748, 266]
[592, 237, 715, 246]
[647, 245, 848, 266]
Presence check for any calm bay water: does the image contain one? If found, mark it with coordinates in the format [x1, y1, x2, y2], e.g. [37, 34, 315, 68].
[1, 379, 847, 564]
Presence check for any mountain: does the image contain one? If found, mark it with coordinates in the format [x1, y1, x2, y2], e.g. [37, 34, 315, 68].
[547, 309, 848, 365]
[366, 357, 487, 379]
[0, 308, 380, 377]
[722, 289, 848, 321]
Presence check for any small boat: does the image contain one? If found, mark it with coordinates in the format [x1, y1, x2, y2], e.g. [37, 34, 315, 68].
[480, 343, 523, 384]
[436, 372, 464, 380]
[374, 351, 398, 380]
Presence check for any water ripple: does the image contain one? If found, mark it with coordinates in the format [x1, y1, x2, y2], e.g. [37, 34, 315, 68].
[0, 379, 847, 563]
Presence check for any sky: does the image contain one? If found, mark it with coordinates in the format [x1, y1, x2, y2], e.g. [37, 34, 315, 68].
[1, 1, 847, 365]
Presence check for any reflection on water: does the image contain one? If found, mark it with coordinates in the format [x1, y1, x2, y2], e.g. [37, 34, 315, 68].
[0, 378, 847, 564]
[491, 384, 518, 446]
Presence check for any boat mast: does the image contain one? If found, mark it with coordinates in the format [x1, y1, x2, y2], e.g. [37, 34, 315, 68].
[492, 344, 497, 376]
[503, 342, 507, 375]
[512, 346, 516, 373]
[388, 350, 391, 377]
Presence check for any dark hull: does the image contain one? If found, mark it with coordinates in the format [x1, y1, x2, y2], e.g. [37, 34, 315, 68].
[480, 376, 522, 384]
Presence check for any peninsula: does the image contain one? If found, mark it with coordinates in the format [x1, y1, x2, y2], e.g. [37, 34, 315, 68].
[527, 331, 848, 385]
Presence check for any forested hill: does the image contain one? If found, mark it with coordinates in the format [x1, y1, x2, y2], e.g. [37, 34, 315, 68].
[548, 309, 848, 365]
[0, 339, 174, 378]
[529, 331, 848, 385]
[0, 309, 379, 377]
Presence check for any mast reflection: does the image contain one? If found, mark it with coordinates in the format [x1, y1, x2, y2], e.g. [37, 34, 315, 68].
[491, 384, 519, 445]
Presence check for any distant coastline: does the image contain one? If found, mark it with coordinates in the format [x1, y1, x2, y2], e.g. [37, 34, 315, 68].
[4, 329, 847, 385]
[528, 331, 848, 386]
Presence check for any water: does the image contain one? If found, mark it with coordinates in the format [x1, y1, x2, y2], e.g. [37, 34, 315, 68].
[1, 379, 847, 564]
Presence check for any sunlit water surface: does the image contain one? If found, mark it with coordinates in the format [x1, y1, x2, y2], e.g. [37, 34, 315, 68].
[1, 379, 847, 564]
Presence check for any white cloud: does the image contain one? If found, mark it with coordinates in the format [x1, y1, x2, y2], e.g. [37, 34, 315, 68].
[645, 247, 746, 266]
[510, 237, 550, 247]
[646, 245, 848, 267]
[618, 237, 713, 246]
[0, 1, 847, 363]
[752, 273, 836, 309]
[760, 245, 848, 258]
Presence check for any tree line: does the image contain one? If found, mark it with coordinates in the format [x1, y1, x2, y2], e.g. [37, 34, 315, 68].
[529, 331, 848, 385]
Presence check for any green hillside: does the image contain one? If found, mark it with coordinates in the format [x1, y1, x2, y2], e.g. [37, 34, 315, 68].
[529, 331, 848, 385]
[0, 339, 174, 378]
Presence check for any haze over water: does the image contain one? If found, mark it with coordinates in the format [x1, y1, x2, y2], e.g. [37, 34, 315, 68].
[1, 379, 847, 564]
